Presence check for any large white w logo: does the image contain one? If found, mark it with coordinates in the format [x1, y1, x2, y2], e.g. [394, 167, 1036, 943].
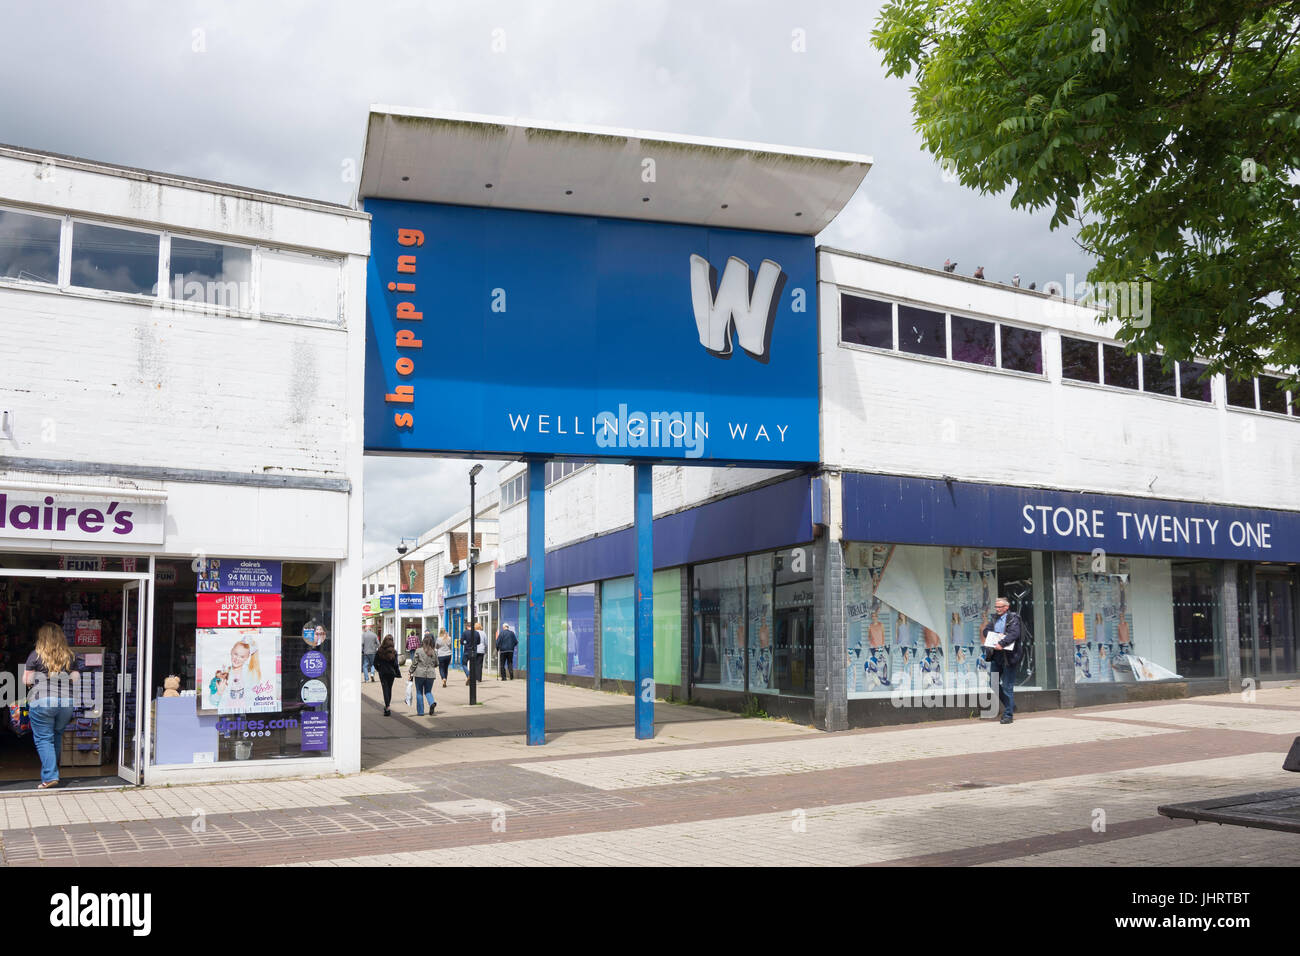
[690, 254, 784, 363]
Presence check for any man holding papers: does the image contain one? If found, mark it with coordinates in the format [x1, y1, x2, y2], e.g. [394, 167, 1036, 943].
[982, 597, 1023, 724]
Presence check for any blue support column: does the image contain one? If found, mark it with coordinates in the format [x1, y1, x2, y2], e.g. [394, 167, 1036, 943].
[526, 459, 546, 745]
[634, 463, 654, 739]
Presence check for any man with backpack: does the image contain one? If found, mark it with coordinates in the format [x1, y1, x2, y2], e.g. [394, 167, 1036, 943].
[984, 597, 1023, 724]
[496, 621, 518, 680]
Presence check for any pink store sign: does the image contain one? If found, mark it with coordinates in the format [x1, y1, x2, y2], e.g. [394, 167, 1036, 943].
[0, 489, 165, 544]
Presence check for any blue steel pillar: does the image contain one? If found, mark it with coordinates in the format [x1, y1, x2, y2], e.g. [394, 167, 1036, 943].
[526, 459, 546, 745]
[634, 463, 654, 739]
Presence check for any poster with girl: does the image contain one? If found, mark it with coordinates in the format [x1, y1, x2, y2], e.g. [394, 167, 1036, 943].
[196, 627, 282, 714]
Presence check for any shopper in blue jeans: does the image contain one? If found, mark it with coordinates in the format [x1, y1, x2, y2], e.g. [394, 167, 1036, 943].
[361, 627, 378, 683]
[409, 635, 440, 716]
[24, 623, 82, 789]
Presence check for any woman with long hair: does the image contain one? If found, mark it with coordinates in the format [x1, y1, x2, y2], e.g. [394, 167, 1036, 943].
[435, 628, 453, 687]
[372, 635, 402, 717]
[23, 623, 81, 789]
[410, 633, 440, 716]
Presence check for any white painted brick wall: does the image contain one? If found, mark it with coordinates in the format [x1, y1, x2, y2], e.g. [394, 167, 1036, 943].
[820, 252, 1300, 511]
[0, 286, 349, 476]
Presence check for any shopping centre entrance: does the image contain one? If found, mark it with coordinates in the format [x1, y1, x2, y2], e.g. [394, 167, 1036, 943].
[0, 564, 148, 790]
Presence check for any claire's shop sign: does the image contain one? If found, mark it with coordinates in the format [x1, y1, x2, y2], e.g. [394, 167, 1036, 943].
[0, 490, 165, 544]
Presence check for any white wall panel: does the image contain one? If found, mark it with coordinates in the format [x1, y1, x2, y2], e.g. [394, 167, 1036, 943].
[820, 252, 1300, 512]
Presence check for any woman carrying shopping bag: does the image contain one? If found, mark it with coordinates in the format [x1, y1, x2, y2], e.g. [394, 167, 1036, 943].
[373, 635, 402, 717]
[409, 634, 440, 716]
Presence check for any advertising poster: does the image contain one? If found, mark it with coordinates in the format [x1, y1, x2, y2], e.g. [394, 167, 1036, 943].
[849, 544, 1002, 696]
[1072, 557, 1134, 683]
[301, 711, 329, 751]
[196, 628, 282, 714]
[197, 593, 282, 629]
[196, 558, 282, 594]
[846, 547, 897, 694]
[749, 554, 775, 691]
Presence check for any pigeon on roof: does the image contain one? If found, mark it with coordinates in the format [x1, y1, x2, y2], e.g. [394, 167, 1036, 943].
[1012, 273, 1021, 288]
[973, 266, 984, 279]
[943, 259, 957, 273]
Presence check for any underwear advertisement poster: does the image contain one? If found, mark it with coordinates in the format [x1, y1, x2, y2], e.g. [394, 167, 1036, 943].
[1071, 555, 1134, 683]
[846, 544, 999, 696]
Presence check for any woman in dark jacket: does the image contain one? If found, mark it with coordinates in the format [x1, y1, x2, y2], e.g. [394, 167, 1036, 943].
[373, 635, 403, 716]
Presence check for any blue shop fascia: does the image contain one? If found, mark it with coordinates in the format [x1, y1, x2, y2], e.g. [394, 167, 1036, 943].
[494, 469, 1298, 730]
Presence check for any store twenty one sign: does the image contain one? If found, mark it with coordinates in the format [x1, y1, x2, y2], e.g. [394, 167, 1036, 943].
[842, 474, 1300, 563]
[0, 490, 165, 544]
[363, 200, 819, 464]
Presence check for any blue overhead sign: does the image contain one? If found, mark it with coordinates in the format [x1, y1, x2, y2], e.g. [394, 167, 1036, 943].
[843, 473, 1300, 562]
[378, 593, 424, 611]
[363, 200, 818, 464]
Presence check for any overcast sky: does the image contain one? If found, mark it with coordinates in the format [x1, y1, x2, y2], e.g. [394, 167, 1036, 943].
[1, 0, 1092, 570]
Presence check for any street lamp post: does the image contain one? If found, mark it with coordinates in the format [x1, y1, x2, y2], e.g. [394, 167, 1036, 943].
[395, 536, 418, 657]
[468, 464, 483, 705]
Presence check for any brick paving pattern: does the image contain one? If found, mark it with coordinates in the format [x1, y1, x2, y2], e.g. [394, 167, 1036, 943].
[1, 678, 1297, 866]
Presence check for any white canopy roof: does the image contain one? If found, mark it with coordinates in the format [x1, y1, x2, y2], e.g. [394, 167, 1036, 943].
[357, 106, 871, 235]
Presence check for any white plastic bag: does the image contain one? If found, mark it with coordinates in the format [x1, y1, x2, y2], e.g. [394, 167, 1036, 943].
[404, 679, 413, 706]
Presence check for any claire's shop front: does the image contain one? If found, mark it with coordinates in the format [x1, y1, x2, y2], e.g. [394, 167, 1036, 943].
[0, 479, 353, 789]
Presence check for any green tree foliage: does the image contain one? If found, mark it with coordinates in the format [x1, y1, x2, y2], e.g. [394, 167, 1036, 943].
[872, 0, 1300, 388]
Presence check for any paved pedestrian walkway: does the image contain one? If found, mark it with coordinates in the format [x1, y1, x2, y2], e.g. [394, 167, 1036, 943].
[0, 679, 1297, 866]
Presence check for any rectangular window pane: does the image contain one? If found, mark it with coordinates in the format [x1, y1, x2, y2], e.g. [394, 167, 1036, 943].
[0, 209, 61, 283]
[691, 557, 746, 690]
[1102, 344, 1139, 390]
[1000, 326, 1042, 374]
[1179, 360, 1212, 402]
[1225, 376, 1257, 409]
[840, 294, 892, 349]
[1142, 355, 1177, 396]
[258, 248, 339, 321]
[170, 237, 252, 309]
[897, 304, 946, 358]
[1061, 336, 1099, 383]
[70, 222, 159, 295]
[1259, 374, 1288, 415]
[950, 315, 995, 366]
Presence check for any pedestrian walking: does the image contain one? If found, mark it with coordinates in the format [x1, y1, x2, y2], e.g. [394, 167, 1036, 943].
[405, 629, 420, 665]
[496, 621, 518, 680]
[373, 635, 402, 716]
[983, 596, 1023, 724]
[23, 623, 81, 789]
[466, 619, 486, 683]
[410, 634, 440, 716]
[361, 626, 378, 683]
[436, 628, 453, 687]
[459, 628, 472, 684]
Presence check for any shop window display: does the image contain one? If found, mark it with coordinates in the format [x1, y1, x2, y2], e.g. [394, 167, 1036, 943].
[1068, 554, 1206, 682]
[690, 550, 814, 697]
[690, 557, 746, 689]
[601, 571, 683, 685]
[150, 559, 333, 764]
[845, 543, 1050, 698]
